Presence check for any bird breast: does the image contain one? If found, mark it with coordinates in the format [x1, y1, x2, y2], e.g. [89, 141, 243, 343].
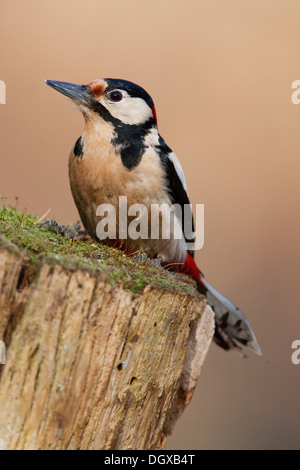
[68, 135, 187, 262]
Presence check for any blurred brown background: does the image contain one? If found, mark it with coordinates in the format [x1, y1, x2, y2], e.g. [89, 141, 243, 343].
[1, 0, 300, 449]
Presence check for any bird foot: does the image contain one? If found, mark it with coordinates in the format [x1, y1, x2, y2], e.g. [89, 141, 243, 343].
[39, 219, 90, 240]
[133, 252, 162, 267]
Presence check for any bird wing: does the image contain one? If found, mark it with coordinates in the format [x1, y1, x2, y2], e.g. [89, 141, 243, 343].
[157, 136, 195, 257]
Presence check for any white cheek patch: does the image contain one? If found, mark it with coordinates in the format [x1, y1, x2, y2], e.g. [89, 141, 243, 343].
[100, 96, 153, 125]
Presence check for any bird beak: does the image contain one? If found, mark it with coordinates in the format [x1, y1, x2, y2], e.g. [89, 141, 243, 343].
[46, 80, 91, 105]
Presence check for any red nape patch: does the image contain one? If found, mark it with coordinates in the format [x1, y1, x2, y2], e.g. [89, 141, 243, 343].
[182, 253, 201, 283]
[152, 106, 157, 123]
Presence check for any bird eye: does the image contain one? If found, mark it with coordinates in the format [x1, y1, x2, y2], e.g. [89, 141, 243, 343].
[107, 90, 123, 102]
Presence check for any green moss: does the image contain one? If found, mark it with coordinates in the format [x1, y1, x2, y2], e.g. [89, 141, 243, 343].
[0, 205, 198, 296]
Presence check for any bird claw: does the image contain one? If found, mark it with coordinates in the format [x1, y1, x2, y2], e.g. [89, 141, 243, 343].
[133, 252, 148, 262]
[147, 257, 162, 268]
[133, 252, 162, 267]
[39, 219, 89, 240]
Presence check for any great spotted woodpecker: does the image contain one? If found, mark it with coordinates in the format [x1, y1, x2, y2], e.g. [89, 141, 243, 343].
[46, 78, 261, 355]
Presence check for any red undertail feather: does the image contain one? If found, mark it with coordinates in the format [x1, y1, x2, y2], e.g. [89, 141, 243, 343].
[182, 253, 201, 283]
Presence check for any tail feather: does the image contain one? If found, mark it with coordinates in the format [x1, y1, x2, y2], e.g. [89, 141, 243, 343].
[182, 253, 262, 356]
[198, 276, 262, 356]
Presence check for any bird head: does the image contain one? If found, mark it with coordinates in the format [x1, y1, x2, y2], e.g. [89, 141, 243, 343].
[46, 78, 157, 128]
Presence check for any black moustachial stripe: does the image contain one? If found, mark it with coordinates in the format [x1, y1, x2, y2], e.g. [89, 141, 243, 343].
[74, 136, 84, 158]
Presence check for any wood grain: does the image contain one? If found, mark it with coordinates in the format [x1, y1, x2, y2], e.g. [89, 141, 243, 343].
[0, 237, 214, 450]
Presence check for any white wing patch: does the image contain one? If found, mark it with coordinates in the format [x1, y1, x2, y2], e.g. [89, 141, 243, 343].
[167, 152, 189, 195]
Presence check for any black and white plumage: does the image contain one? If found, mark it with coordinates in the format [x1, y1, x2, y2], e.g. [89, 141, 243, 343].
[46, 77, 262, 356]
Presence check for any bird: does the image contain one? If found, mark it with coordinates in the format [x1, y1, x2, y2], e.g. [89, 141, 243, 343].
[46, 77, 261, 355]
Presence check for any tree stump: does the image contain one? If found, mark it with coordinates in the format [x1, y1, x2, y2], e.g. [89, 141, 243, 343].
[0, 232, 214, 450]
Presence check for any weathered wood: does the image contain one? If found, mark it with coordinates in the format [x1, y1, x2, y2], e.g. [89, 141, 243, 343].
[0, 236, 24, 340]
[0, 238, 214, 450]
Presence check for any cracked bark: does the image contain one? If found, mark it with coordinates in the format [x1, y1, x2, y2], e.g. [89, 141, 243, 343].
[0, 236, 214, 450]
